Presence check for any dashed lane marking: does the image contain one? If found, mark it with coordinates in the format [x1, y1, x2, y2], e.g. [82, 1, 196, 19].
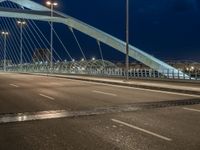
[183, 107, 200, 113]
[92, 90, 117, 97]
[9, 84, 19, 88]
[111, 118, 172, 142]
[39, 94, 55, 100]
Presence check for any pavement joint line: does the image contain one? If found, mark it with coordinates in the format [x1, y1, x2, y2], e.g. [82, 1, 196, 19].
[183, 107, 200, 112]
[111, 119, 172, 142]
[39, 94, 55, 100]
[9, 84, 19, 88]
[0, 102, 199, 124]
[0, 110, 70, 124]
[92, 90, 117, 97]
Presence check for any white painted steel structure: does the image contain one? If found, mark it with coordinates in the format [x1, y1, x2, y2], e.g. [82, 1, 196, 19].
[0, 0, 187, 78]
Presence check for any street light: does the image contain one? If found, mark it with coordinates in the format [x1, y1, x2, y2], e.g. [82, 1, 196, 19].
[17, 20, 26, 70]
[17, 21, 26, 25]
[125, 0, 129, 81]
[1, 31, 9, 72]
[46, 1, 58, 6]
[46, 1, 58, 70]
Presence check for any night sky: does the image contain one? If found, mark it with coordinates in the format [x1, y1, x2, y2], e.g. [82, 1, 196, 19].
[33, 0, 200, 61]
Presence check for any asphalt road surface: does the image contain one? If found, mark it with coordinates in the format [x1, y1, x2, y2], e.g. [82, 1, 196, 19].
[0, 73, 200, 150]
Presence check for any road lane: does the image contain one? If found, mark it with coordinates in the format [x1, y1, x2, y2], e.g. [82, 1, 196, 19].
[1, 106, 199, 150]
[0, 73, 200, 112]
[0, 118, 119, 150]
[88, 107, 200, 150]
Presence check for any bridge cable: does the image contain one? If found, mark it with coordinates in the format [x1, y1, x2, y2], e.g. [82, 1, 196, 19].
[2, 2, 31, 64]
[69, 27, 86, 60]
[1, 15, 21, 64]
[97, 40, 105, 67]
[51, 26, 73, 61]
[9, 1, 61, 69]
[8, 2, 54, 64]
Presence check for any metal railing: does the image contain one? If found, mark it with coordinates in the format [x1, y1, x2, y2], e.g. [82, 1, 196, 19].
[1, 64, 200, 81]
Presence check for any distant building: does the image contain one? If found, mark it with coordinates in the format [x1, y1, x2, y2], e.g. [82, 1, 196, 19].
[115, 60, 200, 71]
[32, 49, 50, 63]
[167, 60, 200, 72]
[115, 61, 149, 69]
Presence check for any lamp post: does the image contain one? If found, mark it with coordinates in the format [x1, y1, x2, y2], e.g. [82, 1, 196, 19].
[2, 32, 9, 72]
[17, 20, 26, 70]
[46, 1, 58, 70]
[125, 0, 129, 80]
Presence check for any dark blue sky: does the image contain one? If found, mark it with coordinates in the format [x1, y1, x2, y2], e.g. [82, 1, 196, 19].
[35, 0, 200, 61]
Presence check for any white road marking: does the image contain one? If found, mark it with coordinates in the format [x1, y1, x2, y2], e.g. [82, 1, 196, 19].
[129, 88, 200, 98]
[111, 119, 172, 141]
[92, 90, 117, 97]
[77, 80, 200, 98]
[183, 107, 200, 113]
[39, 94, 55, 100]
[9, 84, 19, 88]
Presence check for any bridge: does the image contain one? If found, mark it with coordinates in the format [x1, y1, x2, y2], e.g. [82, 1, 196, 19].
[0, 0, 191, 79]
[0, 1, 200, 150]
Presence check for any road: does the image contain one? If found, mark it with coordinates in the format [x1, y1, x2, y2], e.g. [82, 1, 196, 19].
[0, 73, 200, 150]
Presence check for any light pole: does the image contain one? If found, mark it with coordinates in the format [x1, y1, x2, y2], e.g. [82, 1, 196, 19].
[46, 1, 58, 70]
[125, 0, 129, 80]
[17, 20, 26, 70]
[2, 32, 9, 72]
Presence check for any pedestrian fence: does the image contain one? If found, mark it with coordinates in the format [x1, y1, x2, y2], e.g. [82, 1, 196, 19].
[1, 64, 199, 81]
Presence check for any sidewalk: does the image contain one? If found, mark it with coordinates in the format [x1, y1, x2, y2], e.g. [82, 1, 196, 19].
[29, 73, 200, 95]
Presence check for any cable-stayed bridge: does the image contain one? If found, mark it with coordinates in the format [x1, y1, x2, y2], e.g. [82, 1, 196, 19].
[0, 1, 200, 149]
[0, 0, 193, 79]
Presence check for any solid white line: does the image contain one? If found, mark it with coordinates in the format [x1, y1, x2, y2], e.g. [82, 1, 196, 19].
[183, 107, 200, 113]
[111, 119, 172, 141]
[39, 94, 55, 100]
[9, 84, 19, 88]
[92, 90, 117, 97]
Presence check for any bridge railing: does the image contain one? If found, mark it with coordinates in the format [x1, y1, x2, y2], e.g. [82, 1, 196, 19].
[2, 64, 200, 81]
